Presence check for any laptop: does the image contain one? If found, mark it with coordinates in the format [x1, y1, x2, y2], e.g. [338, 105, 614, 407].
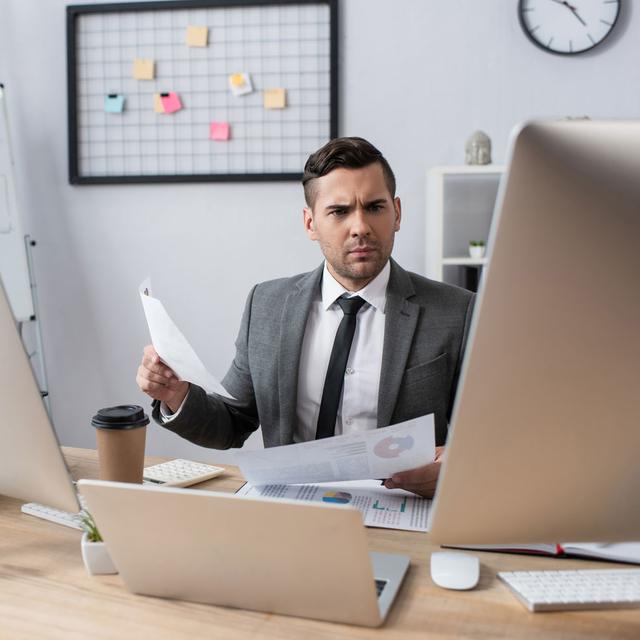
[0, 276, 79, 512]
[78, 479, 409, 627]
[430, 120, 640, 545]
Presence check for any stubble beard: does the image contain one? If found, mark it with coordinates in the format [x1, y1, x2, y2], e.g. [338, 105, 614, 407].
[330, 246, 391, 287]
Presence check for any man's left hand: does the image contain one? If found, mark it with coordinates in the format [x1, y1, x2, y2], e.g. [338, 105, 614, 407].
[383, 446, 445, 498]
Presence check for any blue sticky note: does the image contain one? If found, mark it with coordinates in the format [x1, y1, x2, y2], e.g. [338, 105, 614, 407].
[104, 94, 125, 113]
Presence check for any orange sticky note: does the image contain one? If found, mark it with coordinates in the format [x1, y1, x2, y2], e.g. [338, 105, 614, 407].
[210, 121, 230, 141]
[133, 58, 154, 80]
[153, 93, 165, 113]
[186, 25, 208, 47]
[160, 92, 182, 114]
[264, 88, 286, 109]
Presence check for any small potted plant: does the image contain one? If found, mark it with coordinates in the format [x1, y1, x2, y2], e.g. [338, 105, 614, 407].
[80, 511, 117, 575]
[468, 240, 486, 259]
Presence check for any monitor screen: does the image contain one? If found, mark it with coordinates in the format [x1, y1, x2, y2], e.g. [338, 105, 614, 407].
[431, 120, 640, 545]
[0, 277, 78, 512]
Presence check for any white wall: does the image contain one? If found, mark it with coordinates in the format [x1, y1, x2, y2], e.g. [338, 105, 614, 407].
[1, 0, 638, 463]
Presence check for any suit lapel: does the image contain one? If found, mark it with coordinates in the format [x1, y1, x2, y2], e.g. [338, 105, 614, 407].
[277, 264, 323, 444]
[377, 260, 419, 427]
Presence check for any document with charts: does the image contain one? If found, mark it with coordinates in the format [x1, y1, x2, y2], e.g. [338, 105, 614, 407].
[235, 415, 435, 486]
[237, 479, 432, 532]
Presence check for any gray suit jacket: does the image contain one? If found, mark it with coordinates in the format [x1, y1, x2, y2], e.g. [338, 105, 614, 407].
[155, 259, 475, 448]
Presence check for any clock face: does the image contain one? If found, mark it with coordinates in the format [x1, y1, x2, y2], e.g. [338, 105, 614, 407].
[519, 0, 621, 55]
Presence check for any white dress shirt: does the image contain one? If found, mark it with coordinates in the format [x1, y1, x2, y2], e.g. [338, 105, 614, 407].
[163, 261, 390, 443]
[294, 261, 388, 442]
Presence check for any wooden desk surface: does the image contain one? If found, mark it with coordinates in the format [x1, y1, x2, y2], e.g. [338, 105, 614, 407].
[1, 447, 639, 639]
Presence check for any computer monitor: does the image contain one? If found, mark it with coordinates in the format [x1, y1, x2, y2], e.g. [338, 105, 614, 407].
[430, 120, 640, 545]
[0, 277, 79, 512]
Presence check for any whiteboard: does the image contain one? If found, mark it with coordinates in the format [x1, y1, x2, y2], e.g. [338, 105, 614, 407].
[0, 85, 34, 322]
[67, 0, 338, 184]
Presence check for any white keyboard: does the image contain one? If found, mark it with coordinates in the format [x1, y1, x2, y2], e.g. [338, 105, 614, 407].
[499, 569, 640, 612]
[21, 502, 84, 530]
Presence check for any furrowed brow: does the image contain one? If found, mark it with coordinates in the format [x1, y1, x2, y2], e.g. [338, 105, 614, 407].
[325, 202, 350, 212]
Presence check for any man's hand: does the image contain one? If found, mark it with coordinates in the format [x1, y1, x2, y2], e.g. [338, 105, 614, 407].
[383, 446, 445, 498]
[136, 345, 189, 413]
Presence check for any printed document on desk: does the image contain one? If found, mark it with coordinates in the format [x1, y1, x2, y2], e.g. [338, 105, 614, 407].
[237, 479, 432, 532]
[139, 278, 234, 399]
[236, 415, 435, 486]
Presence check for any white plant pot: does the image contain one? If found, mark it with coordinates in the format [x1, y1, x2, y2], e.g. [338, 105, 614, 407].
[81, 532, 118, 575]
[468, 245, 486, 259]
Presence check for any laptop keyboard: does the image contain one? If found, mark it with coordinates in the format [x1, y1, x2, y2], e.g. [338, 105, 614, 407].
[375, 579, 387, 597]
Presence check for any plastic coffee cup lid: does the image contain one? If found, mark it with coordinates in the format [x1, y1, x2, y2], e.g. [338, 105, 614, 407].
[91, 405, 149, 430]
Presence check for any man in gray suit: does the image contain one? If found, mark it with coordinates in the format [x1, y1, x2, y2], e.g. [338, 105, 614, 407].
[137, 137, 474, 497]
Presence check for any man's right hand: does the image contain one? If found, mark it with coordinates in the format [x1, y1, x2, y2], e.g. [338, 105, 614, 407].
[136, 345, 189, 413]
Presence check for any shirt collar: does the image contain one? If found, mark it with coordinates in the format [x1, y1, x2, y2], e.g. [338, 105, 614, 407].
[321, 260, 390, 313]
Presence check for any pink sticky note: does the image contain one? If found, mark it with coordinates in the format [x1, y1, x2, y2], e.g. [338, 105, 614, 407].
[160, 92, 182, 114]
[210, 121, 230, 141]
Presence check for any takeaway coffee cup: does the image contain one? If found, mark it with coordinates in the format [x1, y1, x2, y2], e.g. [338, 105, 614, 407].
[91, 405, 149, 483]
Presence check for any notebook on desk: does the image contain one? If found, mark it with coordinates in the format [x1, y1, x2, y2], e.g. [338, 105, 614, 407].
[78, 479, 410, 627]
[446, 542, 640, 565]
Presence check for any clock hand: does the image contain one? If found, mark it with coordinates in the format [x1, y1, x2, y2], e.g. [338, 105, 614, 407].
[548, 0, 587, 27]
[567, 6, 587, 26]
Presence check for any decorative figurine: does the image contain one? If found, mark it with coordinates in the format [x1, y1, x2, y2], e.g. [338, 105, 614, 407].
[465, 130, 492, 165]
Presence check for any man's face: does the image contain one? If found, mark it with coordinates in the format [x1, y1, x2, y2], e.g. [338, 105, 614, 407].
[303, 163, 401, 291]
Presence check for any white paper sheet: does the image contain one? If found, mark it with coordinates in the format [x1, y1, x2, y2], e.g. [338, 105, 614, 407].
[237, 478, 432, 532]
[235, 415, 435, 486]
[139, 278, 234, 399]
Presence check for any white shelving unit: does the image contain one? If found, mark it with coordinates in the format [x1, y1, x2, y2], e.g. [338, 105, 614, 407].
[426, 164, 505, 290]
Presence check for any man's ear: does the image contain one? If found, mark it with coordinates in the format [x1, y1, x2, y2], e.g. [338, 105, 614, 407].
[393, 197, 402, 232]
[303, 207, 317, 240]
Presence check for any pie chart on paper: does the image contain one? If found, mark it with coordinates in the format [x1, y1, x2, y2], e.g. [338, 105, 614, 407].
[322, 491, 352, 504]
[373, 434, 415, 459]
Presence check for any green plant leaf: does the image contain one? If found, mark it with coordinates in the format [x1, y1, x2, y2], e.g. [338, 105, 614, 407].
[80, 510, 103, 542]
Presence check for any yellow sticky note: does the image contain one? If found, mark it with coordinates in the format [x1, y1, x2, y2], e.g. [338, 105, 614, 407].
[230, 73, 246, 87]
[133, 58, 154, 80]
[186, 25, 208, 47]
[264, 88, 286, 109]
[153, 93, 165, 113]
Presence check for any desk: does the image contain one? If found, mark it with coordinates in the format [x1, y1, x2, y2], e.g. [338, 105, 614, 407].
[1, 447, 639, 639]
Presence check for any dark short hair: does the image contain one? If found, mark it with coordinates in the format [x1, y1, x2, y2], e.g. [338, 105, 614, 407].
[302, 137, 396, 207]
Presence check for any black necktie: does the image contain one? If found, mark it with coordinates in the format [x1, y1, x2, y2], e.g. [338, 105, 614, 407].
[315, 295, 366, 439]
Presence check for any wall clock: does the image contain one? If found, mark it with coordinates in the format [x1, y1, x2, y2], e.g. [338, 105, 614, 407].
[518, 0, 621, 55]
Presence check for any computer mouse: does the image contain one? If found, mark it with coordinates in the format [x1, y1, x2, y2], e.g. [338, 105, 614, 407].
[430, 551, 480, 590]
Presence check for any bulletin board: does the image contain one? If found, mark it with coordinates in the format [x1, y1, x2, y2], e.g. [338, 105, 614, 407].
[66, 0, 338, 184]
